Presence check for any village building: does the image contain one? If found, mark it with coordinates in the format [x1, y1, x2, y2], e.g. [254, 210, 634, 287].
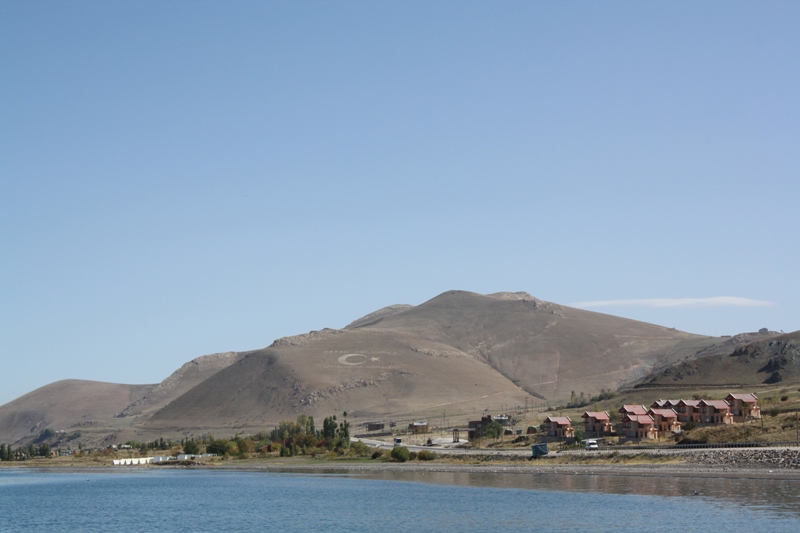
[468, 415, 493, 440]
[647, 408, 681, 434]
[618, 404, 648, 417]
[651, 399, 680, 410]
[699, 400, 733, 425]
[408, 421, 429, 434]
[619, 414, 657, 440]
[543, 416, 575, 439]
[581, 411, 613, 437]
[726, 393, 761, 420]
[675, 400, 702, 424]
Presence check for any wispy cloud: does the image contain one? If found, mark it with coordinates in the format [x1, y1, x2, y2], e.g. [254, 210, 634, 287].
[571, 297, 773, 309]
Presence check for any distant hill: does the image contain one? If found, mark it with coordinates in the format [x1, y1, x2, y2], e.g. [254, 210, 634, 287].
[632, 331, 800, 389]
[0, 380, 153, 445]
[0, 290, 786, 446]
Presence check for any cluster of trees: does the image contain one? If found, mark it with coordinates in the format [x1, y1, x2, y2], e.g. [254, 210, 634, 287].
[269, 413, 351, 457]
[566, 389, 617, 409]
[2, 412, 367, 462]
[0, 443, 52, 461]
[121, 437, 181, 454]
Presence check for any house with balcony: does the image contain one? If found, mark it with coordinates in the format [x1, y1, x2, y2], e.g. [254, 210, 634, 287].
[619, 404, 648, 417]
[699, 400, 733, 425]
[543, 416, 575, 439]
[647, 408, 681, 434]
[725, 393, 761, 420]
[674, 400, 702, 424]
[581, 411, 613, 437]
[619, 414, 657, 440]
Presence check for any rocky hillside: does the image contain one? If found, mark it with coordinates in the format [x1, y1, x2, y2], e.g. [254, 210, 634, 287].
[632, 331, 800, 389]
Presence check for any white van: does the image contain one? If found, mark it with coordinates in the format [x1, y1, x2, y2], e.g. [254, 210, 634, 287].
[393, 438, 402, 447]
[585, 439, 599, 450]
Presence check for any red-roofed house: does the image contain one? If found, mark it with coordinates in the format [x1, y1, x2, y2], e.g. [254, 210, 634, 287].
[726, 393, 761, 420]
[619, 405, 648, 417]
[699, 400, 733, 425]
[544, 416, 575, 439]
[647, 408, 681, 434]
[582, 411, 613, 437]
[620, 414, 657, 440]
[675, 400, 702, 424]
[651, 400, 680, 409]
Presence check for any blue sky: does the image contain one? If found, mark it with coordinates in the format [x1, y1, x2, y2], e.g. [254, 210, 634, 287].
[2, 1, 798, 406]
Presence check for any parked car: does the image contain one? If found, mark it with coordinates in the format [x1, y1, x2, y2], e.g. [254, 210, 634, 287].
[585, 439, 599, 450]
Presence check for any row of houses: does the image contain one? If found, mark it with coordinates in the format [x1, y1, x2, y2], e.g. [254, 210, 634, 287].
[543, 393, 761, 441]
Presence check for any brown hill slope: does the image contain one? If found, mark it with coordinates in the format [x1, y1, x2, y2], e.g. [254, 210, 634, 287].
[632, 331, 800, 389]
[0, 380, 153, 445]
[140, 291, 725, 437]
[117, 351, 244, 419]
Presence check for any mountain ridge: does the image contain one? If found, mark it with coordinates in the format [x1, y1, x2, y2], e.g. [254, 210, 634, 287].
[0, 290, 788, 446]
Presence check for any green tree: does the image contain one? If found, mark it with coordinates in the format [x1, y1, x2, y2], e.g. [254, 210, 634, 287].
[183, 440, 200, 455]
[337, 419, 351, 448]
[38, 443, 51, 458]
[322, 416, 338, 440]
[390, 446, 411, 462]
[206, 439, 233, 456]
[483, 421, 503, 440]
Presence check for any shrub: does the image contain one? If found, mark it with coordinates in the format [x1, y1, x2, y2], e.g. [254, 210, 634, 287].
[417, 450, 436, 461]
[781, 396, 789, 402]
[349, 441, 371, 457]
[390, 446, 411, 462]
[371, 450, 384, 460]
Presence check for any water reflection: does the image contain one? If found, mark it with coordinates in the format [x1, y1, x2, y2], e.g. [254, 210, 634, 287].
[346, 469, 800, 516]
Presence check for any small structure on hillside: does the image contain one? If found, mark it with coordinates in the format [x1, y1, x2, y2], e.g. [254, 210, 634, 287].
[408, 421, 429, 434]
[468, 415, 493, 440]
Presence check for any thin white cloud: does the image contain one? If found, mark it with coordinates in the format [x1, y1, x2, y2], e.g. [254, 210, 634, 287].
[571, 297, 773, 309]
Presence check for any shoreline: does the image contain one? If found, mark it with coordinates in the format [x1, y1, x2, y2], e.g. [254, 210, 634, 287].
[212, 460, 800, 481]
[4, 457, 800, 481]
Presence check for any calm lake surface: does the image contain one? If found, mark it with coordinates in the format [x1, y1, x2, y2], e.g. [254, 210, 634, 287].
[1, 468, 799, 532]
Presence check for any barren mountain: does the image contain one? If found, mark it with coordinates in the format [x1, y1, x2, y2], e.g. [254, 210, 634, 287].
[632, 331, 800, 389]
[140, 291, 724, 437]
[0, 380, 153, 445]
[3, 290, 781, 445]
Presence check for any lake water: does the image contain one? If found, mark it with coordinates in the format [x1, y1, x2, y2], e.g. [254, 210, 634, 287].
[1, 468, 799, 532]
